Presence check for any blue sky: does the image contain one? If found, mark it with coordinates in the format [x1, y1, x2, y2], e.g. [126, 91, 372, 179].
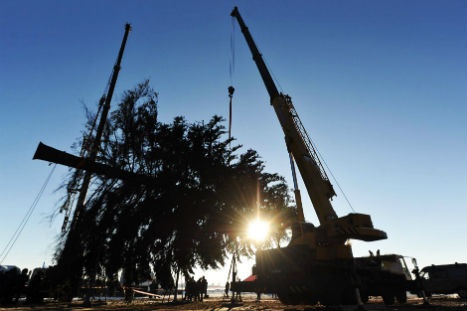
[0, 0, 465, 285]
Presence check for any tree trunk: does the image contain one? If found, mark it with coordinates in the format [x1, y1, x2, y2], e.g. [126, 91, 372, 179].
[173, 268, 180, 301]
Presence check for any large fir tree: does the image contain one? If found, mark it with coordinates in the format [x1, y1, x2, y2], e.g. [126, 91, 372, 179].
[55, 81, 296, 298]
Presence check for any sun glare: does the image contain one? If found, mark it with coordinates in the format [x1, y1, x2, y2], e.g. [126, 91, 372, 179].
[247, 219, 269, 242]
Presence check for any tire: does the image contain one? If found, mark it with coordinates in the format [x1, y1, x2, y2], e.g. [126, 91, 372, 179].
[357, 289, 369, 304]
[277, 292, 300, 305]
[382, 294, 395, 305]
[303, 295, 318, 305]
[396, 291, 407, 304]
[458, 289, 466, 299]
[319, 293, 341, 306]
[340, 289, 358, 305]
[361, 295, 369, 303]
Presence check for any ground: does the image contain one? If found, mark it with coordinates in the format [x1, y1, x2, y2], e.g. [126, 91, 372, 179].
[0, 297, 465, 311]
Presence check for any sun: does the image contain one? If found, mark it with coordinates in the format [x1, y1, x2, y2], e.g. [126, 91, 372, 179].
[247, 218, 269, 242]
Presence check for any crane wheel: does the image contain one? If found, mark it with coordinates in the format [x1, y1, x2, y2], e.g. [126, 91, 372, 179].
[382, 293, 395, 305]
[277, 292, 301, 305]
[396, 291, 407, 304]
[458, 289, 466, 299]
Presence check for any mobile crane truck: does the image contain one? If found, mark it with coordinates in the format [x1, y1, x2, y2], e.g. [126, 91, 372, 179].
[231, 7, 388, 305]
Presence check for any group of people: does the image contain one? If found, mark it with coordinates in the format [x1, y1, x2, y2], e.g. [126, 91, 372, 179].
[0, 266, 55, 305]
[184, 276, 208, 302]
[0, 266, 30, 305]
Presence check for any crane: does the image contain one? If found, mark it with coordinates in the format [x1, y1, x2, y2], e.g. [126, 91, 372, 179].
[231, 7, 387, 305]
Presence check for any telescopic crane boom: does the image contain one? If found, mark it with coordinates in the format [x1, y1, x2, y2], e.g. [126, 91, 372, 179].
[67, 23, 131, 233]
[231, 7, 386, 251]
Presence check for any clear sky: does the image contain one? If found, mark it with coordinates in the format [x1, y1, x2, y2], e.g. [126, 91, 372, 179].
[0, 0, 466, 285]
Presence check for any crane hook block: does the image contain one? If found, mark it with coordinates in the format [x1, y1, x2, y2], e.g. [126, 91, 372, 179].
[228, 86, 235, 96]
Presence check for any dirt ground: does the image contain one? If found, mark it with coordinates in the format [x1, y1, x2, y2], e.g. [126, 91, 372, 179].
[0, 297, 465, 311]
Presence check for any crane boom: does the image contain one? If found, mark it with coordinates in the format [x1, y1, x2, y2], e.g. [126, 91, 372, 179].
[231, 7, 337, 224]
[230, 7, 279, 99]
[231, 7, 386, 246]
[70, 23, 131, 230]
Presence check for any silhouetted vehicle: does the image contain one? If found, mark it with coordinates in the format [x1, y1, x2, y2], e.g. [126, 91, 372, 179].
[355, 254, 415, 305]
[419, 263, 467, 299]
[231, 6, 386, 306]
[26, 268, 48, 303]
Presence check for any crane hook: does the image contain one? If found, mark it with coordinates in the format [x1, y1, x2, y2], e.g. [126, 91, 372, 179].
[228, 86, 235, 97]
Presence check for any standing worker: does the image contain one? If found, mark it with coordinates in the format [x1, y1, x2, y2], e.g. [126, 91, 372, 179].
[224, 281, 230, 298]
[201, 277, 208, 299]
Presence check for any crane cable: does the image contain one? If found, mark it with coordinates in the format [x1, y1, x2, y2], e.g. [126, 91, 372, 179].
[229, 17, 236, 85]
[308, 137, 356, 213]
[228, 18, 237, 145]
[0, 164, 57, 264]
